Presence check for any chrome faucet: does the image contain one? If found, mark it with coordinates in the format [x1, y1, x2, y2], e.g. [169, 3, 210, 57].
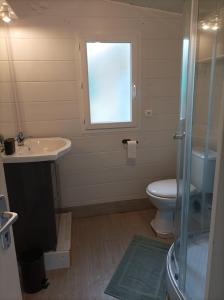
[16, 132, 25, 146]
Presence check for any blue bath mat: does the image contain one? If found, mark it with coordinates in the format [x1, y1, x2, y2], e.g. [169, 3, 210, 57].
[105, 235, 169, 300]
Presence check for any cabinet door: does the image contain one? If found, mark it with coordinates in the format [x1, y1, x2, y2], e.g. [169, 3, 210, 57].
[4, 161, 57, 255]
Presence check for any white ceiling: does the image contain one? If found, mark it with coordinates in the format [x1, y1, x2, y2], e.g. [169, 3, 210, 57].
[110, 0, 224, 17]
[110, 0, 184, 14]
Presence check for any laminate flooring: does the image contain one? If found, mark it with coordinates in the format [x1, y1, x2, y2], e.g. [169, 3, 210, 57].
[23, 209, 173, 300]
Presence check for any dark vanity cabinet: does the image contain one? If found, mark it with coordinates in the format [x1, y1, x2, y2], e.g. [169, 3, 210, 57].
[4, 161, 58, 256]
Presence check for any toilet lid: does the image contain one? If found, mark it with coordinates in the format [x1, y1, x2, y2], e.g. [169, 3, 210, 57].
[147, 179, 177, 198]
[146, 179, 196, 198]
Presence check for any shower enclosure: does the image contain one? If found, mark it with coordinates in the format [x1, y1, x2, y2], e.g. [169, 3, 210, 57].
[167, 0, 224, 299]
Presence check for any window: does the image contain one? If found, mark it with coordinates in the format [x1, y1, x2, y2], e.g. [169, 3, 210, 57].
[81, 37, 138, 129]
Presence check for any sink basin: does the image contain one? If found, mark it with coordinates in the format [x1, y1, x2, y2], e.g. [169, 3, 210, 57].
[1, 137, 71, 163]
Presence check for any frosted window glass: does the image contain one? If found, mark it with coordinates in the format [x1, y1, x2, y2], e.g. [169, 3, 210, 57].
[86, 42, 132, 124]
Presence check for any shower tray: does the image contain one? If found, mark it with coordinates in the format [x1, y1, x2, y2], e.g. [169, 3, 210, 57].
[167, 233, 209, 300]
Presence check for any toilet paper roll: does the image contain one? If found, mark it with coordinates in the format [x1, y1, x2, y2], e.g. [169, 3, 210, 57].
[127, 140, 137, 159]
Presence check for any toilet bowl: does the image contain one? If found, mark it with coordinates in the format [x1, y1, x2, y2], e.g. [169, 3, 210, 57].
[146, 179, 177, 238]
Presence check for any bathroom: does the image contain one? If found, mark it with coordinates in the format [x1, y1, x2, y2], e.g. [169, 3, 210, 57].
[0, 0, 224, 299]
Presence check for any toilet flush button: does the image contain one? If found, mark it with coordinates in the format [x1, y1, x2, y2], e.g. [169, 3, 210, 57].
[144, 109, 153, 117]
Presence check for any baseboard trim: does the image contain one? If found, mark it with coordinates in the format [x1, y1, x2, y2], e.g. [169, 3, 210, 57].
[57, 198, 154, 218]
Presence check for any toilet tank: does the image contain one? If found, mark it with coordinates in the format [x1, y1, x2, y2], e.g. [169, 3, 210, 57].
[191, 148, 216, 193]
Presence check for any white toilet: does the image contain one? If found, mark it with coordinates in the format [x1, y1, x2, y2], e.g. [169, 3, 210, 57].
[146, 148, 216, 238]
[146, 179, 178, 237]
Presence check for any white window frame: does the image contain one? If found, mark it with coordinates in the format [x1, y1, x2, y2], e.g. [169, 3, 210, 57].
[80, 33, 139, 130]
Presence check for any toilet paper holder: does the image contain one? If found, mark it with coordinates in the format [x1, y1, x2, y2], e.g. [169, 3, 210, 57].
[122, 139, 139, 144]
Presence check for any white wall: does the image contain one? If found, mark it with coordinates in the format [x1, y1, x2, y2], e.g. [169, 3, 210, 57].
[0, 0, 182, 208]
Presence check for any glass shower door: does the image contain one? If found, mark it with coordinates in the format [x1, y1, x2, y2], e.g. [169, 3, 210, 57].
[174, 0, 224, 299]
[184, 1, 224, 299]
[174, 0, 198, 294]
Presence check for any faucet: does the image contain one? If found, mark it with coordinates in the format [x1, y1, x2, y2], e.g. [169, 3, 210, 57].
[16, 132, 25, 146]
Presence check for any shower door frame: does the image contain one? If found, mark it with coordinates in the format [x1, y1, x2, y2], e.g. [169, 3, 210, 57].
[175, 0, 198, 294]
[205, 70, 224, 299]
[175, 0, 224, 298]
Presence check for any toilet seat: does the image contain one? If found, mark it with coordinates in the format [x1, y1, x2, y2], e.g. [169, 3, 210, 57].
[146, 179, 196, 199]
[147, 179, 177, 198]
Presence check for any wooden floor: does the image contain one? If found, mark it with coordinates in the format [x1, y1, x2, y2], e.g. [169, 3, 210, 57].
[23, 209, 172, 300]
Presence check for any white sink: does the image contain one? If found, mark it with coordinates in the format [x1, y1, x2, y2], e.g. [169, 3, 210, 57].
[1, 137, 71, 163]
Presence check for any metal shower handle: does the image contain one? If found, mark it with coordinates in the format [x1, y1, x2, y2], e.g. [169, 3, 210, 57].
[173, 132, 186, 140]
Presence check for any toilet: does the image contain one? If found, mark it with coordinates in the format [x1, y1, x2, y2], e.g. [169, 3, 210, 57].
[146, 179, 178, 237]
[146, 148, 217, 238]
